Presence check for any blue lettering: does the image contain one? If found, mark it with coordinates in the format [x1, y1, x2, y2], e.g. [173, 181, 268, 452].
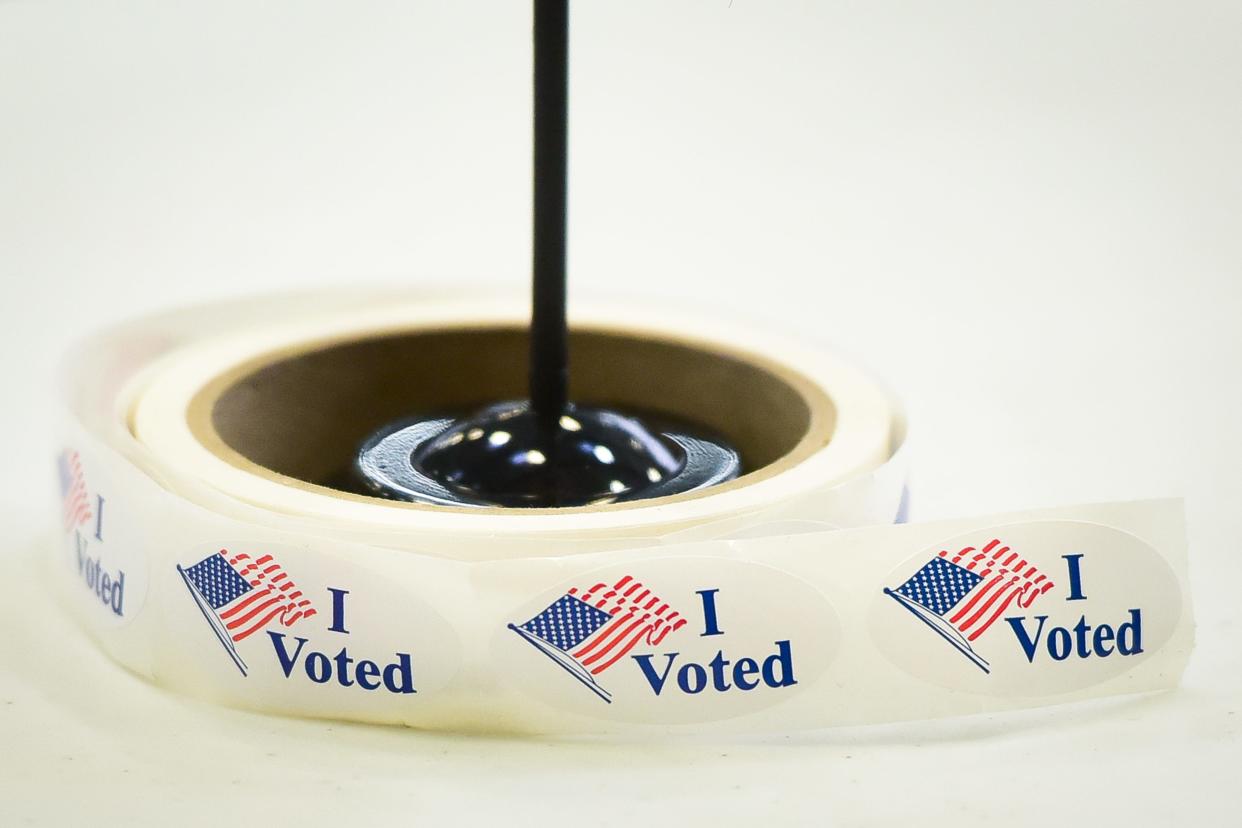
[734, 657, 760, 690]
[328, 588, 350, 634]
[110, 572, 125, 616]
[76, 534, 125, 616]
[1006, 610, 1143, 661]
[266, 633, 415, 692]
[678, 662, 708, 693]
[1117, 609, 1143, 655]
[708, 650, 731, 690]
[382, 653, 417, 694]
[305, 652, 332, 683]
[697, 589, 724, 636]
[632, 641, 797, 695]
[632, 653, 679, 695]
[332, 648, 355, 686]
[1048, 627, 1072, 660]
[94, 495, 105, 542]
[1006, 615, 1048, 662]
[1063, 554, 1086, 601]
[356, 659, 381, 690]
[1093, 622, 1115, 656]
[267, 632, 309, 677]
[761, 640, 797, 687]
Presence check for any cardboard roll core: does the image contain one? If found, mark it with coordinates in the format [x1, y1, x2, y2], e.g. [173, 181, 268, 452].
[189, 325, 836, 511]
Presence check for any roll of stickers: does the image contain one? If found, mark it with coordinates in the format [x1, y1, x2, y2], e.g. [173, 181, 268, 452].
[52, 290, 1193, 734]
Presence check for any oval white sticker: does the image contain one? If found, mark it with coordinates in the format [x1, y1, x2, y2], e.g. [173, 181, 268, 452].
[869, 520, 1183, 696]
[493, 557, 840, 724]
[161, 540, 462, 719]
[57, 447, 149, 628]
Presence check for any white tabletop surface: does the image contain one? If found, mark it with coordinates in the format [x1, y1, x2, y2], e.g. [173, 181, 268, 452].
[2, 2, 1239, 825]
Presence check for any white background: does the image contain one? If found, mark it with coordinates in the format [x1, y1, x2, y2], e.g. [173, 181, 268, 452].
[2, 1, 1239, 825]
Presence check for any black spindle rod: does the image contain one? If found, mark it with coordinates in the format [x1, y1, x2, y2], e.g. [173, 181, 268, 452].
[354, 0, 743, 508]
[530, 0, 570, 431]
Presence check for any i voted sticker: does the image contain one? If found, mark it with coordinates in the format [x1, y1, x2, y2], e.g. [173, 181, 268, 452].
[494, 558, 839, 724]
[163, 541, 461, 717]
[869, 520, 1184, 696]
[56, 447, 149, 627]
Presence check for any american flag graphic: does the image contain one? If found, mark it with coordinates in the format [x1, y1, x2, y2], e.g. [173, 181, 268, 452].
[509, 575, 685, 702]
[884, 538, 1055, 673]
[57, 450, 92, 532]
[177, 550, 316, 676]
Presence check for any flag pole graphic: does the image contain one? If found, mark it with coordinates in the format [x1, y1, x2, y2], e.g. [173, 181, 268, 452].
[177, 565, 248, 676]
[508, 624, 612, 703]
[884, 588, 990, 674]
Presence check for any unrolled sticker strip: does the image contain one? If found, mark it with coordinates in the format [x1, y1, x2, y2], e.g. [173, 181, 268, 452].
[49, 293, 1194, 735]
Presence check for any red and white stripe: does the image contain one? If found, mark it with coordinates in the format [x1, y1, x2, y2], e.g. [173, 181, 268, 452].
[61, 450, 92, 532]
[567, 576, 686, 675]
[939, 539, 1055, 642]
[216, 551, 317, 642]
